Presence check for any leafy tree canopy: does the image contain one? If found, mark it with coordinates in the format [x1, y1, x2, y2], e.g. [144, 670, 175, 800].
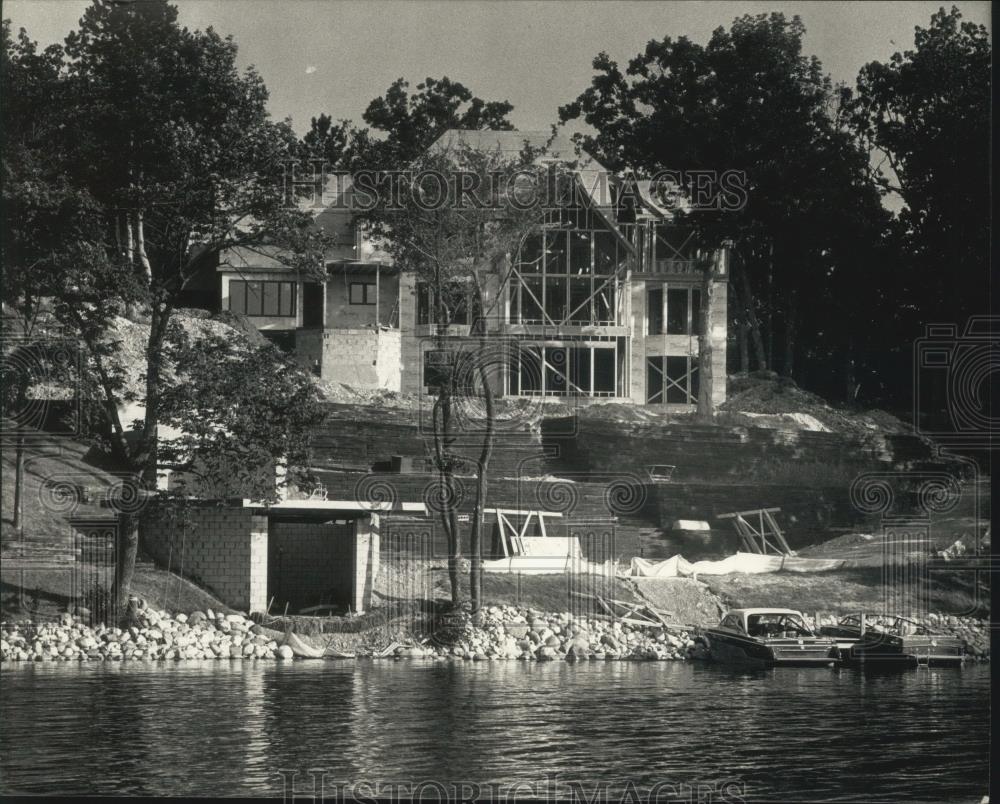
[853, 5, 990, 326]
[353, 76, 514, 169]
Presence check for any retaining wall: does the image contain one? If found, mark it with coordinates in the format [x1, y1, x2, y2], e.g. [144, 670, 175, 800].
[140, 506, 268, 613]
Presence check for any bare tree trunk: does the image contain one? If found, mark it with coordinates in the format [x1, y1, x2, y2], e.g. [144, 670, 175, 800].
[125, 210, 135, 263]
[135, 209, 152, 283]
[116, 513, 139, 621]
[766, 241, 775, 370]
[738, 320, 749, 374]
[696, 270, 716, 419]
[116, 304, 169, 617]
[124, 212, 138, 320]
[13, 432, 24, 536]
[431, 283, 462, 608]
[737, 257, 768, 370]
[435, 398, 462, 606]
[845, 334, 858, 404]
[468, 299, 495, 616]
[782, 291, 797, 379]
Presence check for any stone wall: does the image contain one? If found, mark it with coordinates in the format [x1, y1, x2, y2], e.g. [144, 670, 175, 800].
[140, 506, 268, 613]
[541, 417, 954, 482]
[309, 403, 544, 476]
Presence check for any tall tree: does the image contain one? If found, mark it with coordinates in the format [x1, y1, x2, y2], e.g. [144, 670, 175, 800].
[560, 13, 887, 388]
[365, 142, 555, 612]
[157, 328, 325, 501]
[2, 1, 331, 614]
[300, 113, 353, 168]
[853, 5, 990, 330]
[355, 76, 514, 170]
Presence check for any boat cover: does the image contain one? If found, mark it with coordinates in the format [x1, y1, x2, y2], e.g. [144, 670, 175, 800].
[630, 552, 845, 577]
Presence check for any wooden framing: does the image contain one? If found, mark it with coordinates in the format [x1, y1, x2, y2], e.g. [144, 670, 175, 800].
[717, 508, 795, 556]
[512, 341, 620, 398]
[646, 355, 699, 405]
[484, 508, 564, 557]
[570, 591, 681, 630]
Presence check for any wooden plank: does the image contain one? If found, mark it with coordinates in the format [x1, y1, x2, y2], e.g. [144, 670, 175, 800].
[717, 507, 782, 519]
[732, 517, 760, 553]
[497, 514, 509, 558]
[485, 508, 564, 518]
[497, 512, 512, 556]
[762, 509, 794, 555]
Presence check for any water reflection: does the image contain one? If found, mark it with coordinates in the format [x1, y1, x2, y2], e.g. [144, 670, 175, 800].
[0, 661, 989, 801]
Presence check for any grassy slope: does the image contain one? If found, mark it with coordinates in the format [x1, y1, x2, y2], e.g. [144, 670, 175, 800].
[0, 432, 234, 620]
[0, 430, 115, 552]
[702, 567, 988, 618]
[3, 417, 988, 626]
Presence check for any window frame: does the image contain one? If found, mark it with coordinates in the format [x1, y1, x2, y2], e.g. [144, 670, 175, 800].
[646, 354, 700, 405]
[349, 282, 376, 306]
[227, 279, 297, 318]
[510, 225, 622, 327]
[646, 283, 702, 337]
[508, 341, 619, 398]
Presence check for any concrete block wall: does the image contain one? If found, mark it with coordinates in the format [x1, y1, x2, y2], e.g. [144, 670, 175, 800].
[140, 506, 268, 613]
[317, 328, 402, 390]
[354, 515, 380, 614]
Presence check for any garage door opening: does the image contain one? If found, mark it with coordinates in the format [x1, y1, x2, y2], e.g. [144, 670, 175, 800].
[267, 518, 359, 615]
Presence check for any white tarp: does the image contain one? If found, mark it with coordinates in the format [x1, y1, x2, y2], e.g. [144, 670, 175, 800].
[483, 556, 616, 576]
[630, 552, 845, 578]
[517, 536, 582, 558]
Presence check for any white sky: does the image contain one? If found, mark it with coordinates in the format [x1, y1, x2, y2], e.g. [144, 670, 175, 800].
[6, 0, 992, 135]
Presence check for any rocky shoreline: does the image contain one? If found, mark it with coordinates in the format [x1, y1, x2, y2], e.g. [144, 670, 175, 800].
[0, 605, 990, 664]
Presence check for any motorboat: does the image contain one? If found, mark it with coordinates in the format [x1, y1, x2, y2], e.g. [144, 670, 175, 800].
[705, 608, 837, 667]
[820, 613, 964, 668]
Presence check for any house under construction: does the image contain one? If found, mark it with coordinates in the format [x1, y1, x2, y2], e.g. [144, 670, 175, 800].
[216, 130, 728, 407]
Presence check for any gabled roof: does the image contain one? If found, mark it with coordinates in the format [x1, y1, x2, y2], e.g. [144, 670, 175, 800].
[426, 129, 614, 208]
[428, 129, 602, 165]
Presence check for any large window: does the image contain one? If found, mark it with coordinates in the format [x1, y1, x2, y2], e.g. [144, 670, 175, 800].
[508, 342, 619, 397]
[228, 280, 296, 317]
[647, 355, 699, 404]
[509, 225, 622, 326]
[646, 284, 701, 336]
[350, 282, 376, 305]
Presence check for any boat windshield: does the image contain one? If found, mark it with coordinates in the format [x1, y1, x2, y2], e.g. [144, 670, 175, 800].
[746, 613, 813, 638]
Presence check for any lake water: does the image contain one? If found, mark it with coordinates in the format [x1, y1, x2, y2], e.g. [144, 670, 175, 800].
[0, 661, 989, 801]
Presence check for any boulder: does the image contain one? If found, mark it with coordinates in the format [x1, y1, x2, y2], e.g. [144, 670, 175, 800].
[188, 611, 207, 627]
